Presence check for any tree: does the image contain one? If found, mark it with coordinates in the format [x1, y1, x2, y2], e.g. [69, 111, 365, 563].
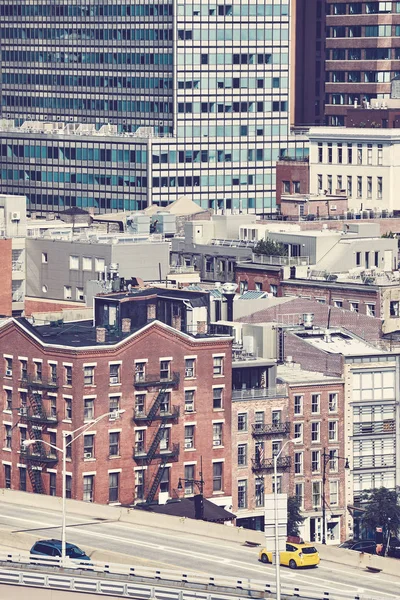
[361, 488, 400, 537]
[287, 496, 305, 537]
[253, 239, 288, 257]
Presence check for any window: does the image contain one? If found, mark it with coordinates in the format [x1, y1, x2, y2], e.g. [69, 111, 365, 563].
[355, 252, 361, 267]
[337, 175, 342, 191]
[293, 483, 303, 509]
[185, 358, 195, 378]
[318, 143, 323, 163]
[337, 144, 343, 164]
[185, 425, 195, 449]
[34, 361, 42, 381]
[213, 388, 223, 410]
[109, 432, 120, 457]
[105, 472, 119, 503]
[20, 359, 27, 380]
[83, 475, 94, 502]
[255, 477, 264, 507]
[4, 465, 11, 489]
[293, 181, 301, 193]
[238, 413, 248, 431]
[366, 304, 376, 317]
[311, 422, 320, 443]
[84, 366, 95, 386]
[327, 143, 332, 164]
[84, 398, 94, 421]
[367, 176, 372, 199]
[42, 252, 48, 264]
[109, 364, 120, 384]
[64, 286, 72, 300]
[294, 422, 303, 441]
[238, 480, 247, 509]
[334, 300, 343, 308]
[294, 395, 303, 415]
[135, 394, 145, 417]
[109, 395, 120, 414]
[213, 356, 223, 376]
[5, 389, 12, 411]
[19, 467, 26, 492]
[272, 440, 281, 457]
[272, 410, 281, 427]
[65, 365, 72, 385]
[317, 174, 323, 191]
[82, 257, 92, 271]
[312, 481, 321, 508]
[135, 470, 145, 501]
[348, 143, 353, 164]
[95, 257, 105, 273]
[270, 284, 278, 297]
[65, 398, 72, 420]
[283, 180, 291, 193]
[255, 282, 262, 292]
[378, 144, 383, 166]
[135, 362, 146, 382]
[330, 480, 339, 506]
[391, 301, 400, 317]
[160, 360, 171, 380]
[357, 144, 363, 165]
[213, 462, 223, 491]
[160, 467, 170, 494]
[50, 473, 56, 496]
[311, 394, 320, 414]
[329, 449, 338, 471]
[213, 423, 223, 447]
[254, 411, 264, 432]
[272, 476, 282, 494]
[357, 176, 362, 198]
[83, 434, 94, 459]
[4, 357, 12, 377]
[329, 393, 338, 413]
[350, 302, 359, 313]
[377, 176, 383, 199]
[4, 424, 12, 449]
[66, 475, 72, 499]
[329, 421, 338, 442]
[347, 175, 352, 197]
[184, 390, 195, 413]
[180, 464, 194, 495]
[311, 450, 320, 473]
[76, 287, 84, 301]
[294, 451, 303, 475]
[135, 430, 145, 454]
[49, 363, 57, 384]
[69, 255, 79, 270]
[238, 444, 247, 466]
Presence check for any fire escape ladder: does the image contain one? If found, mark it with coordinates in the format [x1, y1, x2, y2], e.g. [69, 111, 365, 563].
[146, 457, 168, 504]
[146, 419, 167, 464]
[147, 385, 169, 423]
[27, 465, 44, 494]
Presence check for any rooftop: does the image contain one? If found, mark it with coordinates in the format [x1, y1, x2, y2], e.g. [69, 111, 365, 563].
[294, 328, 382, 356]
[277, 363, 343, 385]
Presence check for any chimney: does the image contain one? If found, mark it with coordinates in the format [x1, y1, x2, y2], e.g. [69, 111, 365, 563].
[172, 314, 181, 331]
[96, 327, 106, 343]
[147, 302, 156, 322]
[122, 318, 131, 333]
[197, 321, 207, 334]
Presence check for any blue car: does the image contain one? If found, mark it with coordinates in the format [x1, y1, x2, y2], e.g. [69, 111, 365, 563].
[30, 539, 91, 562]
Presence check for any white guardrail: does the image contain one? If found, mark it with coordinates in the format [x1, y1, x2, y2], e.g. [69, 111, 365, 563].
[0, 550, 365, 600]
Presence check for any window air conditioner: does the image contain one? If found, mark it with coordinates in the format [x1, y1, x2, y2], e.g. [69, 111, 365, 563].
[6, 369, 12, 376]
[110, 376, 119, 384]
[185, 369, 193, 377]
[84, 452, 92, 459]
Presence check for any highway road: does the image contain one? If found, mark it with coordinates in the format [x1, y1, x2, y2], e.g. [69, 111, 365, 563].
[0, 501, 398, 600]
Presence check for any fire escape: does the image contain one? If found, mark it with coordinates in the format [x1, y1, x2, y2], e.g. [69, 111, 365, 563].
[19, 374, 59, 494]
[133, 372, 180, 504]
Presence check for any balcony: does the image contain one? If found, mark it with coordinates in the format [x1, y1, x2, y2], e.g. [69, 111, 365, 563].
[133, 406, 180, 422]
[22, 407, 58, 425]
[252, 422, 290, 436]
[133, 443, 180, 463]
[134, 372, 180, 388]
[22, 375, 59, 390]
[22, 447, 58, 464]
[232, 385, 288, 401]
[251, 456, 291, 472]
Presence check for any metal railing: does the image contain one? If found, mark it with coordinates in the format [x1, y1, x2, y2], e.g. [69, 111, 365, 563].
[251, 456, 291, 472]
[232, 385, 288, 401]
[169, 265, 196, 274]
[0, 550, 372, 600]
[133, 443, 180, 462]
[252, 422, 290, 436]
[134, 372, 180, 388]
[251, 253, 310, 266]
[133, 406, 180, 422]
[23, 374, 59, 389]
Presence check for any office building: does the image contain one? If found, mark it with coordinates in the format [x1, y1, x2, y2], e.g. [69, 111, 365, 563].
[0, 1, 307, 214]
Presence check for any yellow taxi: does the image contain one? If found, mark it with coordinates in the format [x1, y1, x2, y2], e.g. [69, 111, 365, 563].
[259, 542, 320, 569]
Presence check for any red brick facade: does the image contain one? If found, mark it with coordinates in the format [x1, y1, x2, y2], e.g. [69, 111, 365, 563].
[24, 298, 86, 317]
[235, 265, 283, 296]
[0, 320, 232, 507]
[275, 160, 310, 207]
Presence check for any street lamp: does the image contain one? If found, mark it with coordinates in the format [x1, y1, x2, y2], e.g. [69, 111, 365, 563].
[23, 409, 125, 565]
[273, 438, 301, 600]
[177, 458, 205, 520]
[321, 447, 350, 545]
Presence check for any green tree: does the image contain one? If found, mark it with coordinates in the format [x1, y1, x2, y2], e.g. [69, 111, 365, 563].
[361, 487, 400, 536]
[287, 496, 305, 537]
[253, 239, 288, 257]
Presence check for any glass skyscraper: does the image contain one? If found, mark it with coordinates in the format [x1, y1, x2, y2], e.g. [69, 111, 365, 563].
[0, 0, 307, 214]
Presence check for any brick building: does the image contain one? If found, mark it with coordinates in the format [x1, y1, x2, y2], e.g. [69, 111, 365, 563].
[0, 287, 233, 509]
[277, 365, 346, 544]
[275, 159, 310, 208]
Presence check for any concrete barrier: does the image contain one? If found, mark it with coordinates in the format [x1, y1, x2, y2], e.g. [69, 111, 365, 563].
[315, 543, 400, 577]
[0, 489, 265, 546]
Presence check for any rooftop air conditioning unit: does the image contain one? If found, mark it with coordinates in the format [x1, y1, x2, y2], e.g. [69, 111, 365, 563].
[11, 211, 21, 221]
